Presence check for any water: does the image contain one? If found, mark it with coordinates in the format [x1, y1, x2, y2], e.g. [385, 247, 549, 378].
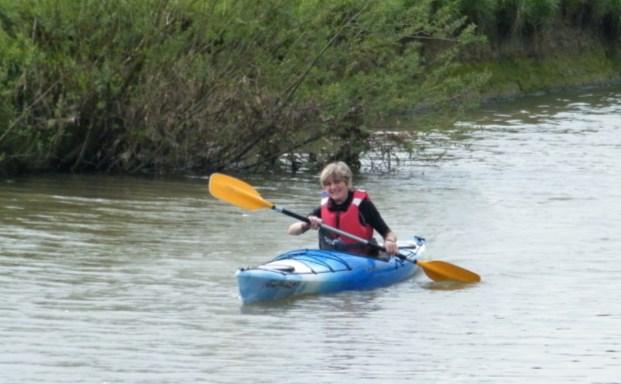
[1, 86, 620, 383]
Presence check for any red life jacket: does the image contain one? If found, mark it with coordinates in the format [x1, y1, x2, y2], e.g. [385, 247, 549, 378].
[320, 189, 374, 245]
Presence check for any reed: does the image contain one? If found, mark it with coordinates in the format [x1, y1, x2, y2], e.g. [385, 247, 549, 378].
[458, 0, 621, 41]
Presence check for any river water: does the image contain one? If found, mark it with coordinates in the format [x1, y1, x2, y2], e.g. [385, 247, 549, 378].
[1, 86, 620, 383]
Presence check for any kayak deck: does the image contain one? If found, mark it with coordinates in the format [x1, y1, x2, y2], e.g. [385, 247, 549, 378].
[236, 236, 426, 304]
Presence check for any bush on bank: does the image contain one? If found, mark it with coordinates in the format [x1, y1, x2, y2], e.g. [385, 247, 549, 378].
[0, 0, 619, 176]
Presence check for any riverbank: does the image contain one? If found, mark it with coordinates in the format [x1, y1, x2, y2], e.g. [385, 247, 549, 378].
[1, 1, 620, 176]
[471, 31, 621, 102]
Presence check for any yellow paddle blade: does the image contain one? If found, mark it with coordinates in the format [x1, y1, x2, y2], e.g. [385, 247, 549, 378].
[208, 173, 274, 211]
[416, 260, 481, 283]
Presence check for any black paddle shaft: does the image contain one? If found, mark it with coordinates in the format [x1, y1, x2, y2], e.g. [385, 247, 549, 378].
[274, 206, 403, 257]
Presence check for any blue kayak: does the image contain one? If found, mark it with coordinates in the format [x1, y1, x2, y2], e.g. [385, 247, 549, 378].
[236, 236, 426, 304]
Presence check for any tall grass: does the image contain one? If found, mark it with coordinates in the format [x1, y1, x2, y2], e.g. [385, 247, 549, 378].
[459, 0, 621, 41]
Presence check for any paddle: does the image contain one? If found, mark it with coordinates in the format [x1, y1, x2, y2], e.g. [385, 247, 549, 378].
[208, 172, 481, 283]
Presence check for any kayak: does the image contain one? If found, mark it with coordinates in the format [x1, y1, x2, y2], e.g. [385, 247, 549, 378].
[236, 236, 426, 304]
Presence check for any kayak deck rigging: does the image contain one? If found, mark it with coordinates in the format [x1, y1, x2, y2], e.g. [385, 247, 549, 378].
[273, 249, 353, 273]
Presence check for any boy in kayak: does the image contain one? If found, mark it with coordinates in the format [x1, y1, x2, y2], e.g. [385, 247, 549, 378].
[288, 161, 398, 257]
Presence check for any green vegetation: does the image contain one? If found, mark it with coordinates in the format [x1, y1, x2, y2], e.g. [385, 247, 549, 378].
[1, 0, 620, 176]
[455, 0, 621, 101]
[459, 0, 621, 42]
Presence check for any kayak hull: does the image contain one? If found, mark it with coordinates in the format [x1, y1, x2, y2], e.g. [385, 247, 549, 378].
[236, 237, 426, 304]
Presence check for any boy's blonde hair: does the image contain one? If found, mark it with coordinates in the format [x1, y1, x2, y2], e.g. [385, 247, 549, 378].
[319, 161, 353, 188]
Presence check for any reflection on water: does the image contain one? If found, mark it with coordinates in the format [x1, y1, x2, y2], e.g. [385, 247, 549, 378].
[1, 86, 621, 383]
[417, 280, 480, 291]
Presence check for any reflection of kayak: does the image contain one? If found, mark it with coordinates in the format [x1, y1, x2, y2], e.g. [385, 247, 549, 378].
[236, 236, 426, 304]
